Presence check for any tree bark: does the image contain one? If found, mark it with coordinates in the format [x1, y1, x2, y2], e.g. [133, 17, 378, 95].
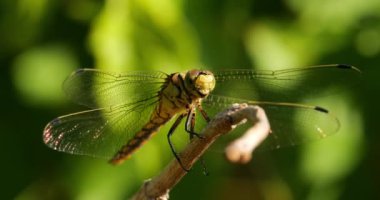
[131, 103, 270, 200]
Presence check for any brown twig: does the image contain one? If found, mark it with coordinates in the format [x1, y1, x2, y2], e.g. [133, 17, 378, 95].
[130, 103, 270, 200]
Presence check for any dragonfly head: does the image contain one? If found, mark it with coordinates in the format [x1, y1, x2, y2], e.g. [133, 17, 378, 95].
[185, 70, 215, 98]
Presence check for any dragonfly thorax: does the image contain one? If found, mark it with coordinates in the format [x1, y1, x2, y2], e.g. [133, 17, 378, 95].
[160, 70, 215, 111]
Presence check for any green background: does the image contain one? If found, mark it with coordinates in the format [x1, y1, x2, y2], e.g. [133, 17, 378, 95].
[1, 0, 379, 199]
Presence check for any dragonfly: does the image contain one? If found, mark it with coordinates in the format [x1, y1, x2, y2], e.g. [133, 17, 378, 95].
[43, 64, 361, 170]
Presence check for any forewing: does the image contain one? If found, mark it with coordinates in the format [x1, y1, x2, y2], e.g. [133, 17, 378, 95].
[212, 64, 361, 102]
[43, 96, 158, 158]
[201, 95, 339, 151]
[63, 69, 167, 108]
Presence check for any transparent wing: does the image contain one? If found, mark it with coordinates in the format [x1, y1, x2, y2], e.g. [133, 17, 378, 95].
[43, 96, 159, 158]
[212, 64, 361, 102]
[63, 69, 167, 108]
[201, 95, 339, 151]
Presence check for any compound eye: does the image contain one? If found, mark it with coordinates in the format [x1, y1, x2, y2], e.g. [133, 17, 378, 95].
[188, 70, 200, 82]
[195, 73, 215, 95]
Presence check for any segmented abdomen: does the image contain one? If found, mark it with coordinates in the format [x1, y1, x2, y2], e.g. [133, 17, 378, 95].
[109, 109, 171, 165]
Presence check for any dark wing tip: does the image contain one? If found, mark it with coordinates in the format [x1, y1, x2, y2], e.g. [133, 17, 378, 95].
[336, 64, 362, 73]
[314, 106, 329, 113]
[336, 64, 352, 69]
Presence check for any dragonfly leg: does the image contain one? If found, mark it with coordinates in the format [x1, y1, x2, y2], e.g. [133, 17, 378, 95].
[167, 113, 190, 172]
[185, 107, 204, 139]
[198, 104, 211, 122]
[186, 107, 209, 176]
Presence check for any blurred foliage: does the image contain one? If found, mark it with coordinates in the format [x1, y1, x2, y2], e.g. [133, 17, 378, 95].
[0, 0, 379, 199]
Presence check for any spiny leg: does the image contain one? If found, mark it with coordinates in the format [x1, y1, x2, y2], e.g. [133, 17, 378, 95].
[198, 104, 211, 122]
[185, 107, 209, 176]
[185, 107, 204, 139]
[167, 113, 189, 172]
